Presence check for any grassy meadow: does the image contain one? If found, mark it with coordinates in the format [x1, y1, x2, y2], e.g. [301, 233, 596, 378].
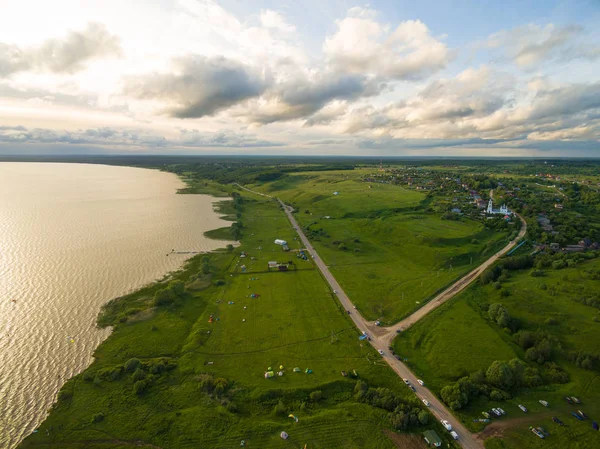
[250, 170, 509, 322]
[393, 258, 600, 448]
[20, 189, 453, 449]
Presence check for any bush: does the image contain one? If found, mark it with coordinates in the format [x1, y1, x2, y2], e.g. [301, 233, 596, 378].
[125, 358, 141, 373]
[338, 243, 347, 250]
[214, 279, 225, 286]
[131, 368, 147, 382]
[92, 413, 104, 423]
[133, 380, 148, 395]
[309, 390, 323, 402]
[273, 400, 287, 417]
[226, 244, 234, 252]
[58, 390, 72, 402]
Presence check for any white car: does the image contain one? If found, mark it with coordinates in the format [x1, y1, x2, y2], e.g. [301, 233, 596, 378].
[497, 407, 506, 415]
[440, 419, 452, 431]
[403, 378, 410, 385]
[518, 404, 528, 412]
[422, 398, 430, 407]
[417, 379, 424, 386]
[378, 349, 384, 355]
[450, 431, 459, 440]
[333, 290, 337, 294]
[492, 408, 502, 416]
[539, 400, 549, 407]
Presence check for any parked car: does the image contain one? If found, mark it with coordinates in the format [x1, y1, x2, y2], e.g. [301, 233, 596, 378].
[571, 412, 584, 421]
[531, 427, 544, 439]
[539, 400, 549, 407]
[592, 421, 598, 431]
[395, 355, 401, 360]
[403, 378, 410, 385]
[410, 385, 416, 392]
[482, 412, 490, 419]
[422, 398, 430, 407]
[417, 379, 424, 386]
[492, 408, 502, 416]
[571, 396, 581, 404]
[518, 404, 528, 412]
[552, 416, 564, 426]
[565, 396, 573, 404]
[497, 407, 506, 415]
[440, 420, 452, 431]
[450, 431, 459, 440]
[577, 410, 588, 420]
[378, 349, 384, 355]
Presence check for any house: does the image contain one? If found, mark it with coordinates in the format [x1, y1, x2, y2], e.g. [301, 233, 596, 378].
[554, 203, 564, 209]
[423, 430, 442, 447]
[451, 208, 462, 214]
[476, 199, 488, 209]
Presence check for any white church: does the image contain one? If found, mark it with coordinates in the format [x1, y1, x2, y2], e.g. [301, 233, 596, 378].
[486, 199, 511, 216]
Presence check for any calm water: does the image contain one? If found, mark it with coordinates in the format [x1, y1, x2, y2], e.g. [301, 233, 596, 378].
[0, 163, 232, 448]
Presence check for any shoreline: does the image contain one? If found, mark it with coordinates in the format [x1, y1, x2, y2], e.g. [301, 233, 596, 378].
[10, 166, 235, 448]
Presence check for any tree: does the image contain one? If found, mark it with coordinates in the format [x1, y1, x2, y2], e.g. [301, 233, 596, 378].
[169, 280, 185, 296]
[418, 410, 429, 425]
[133, 380, 148, 395]
[201, 263, 210, 275]
[154, 288, 173, 306]
[486, 361, 514, 390]
[226, 244, 234, 252]
[273, 400, 287, 417]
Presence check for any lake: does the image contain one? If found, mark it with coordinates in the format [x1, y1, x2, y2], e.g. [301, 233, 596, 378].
[0, 163, 232, 448]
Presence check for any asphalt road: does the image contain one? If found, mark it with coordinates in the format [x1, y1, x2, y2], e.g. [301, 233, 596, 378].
[235, 183, 528, 449]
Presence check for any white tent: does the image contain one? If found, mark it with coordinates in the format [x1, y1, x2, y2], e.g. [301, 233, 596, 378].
[280, 431, 289, 440]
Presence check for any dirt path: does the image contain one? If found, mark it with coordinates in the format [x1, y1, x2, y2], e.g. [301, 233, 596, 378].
[475, 412, 554, 441]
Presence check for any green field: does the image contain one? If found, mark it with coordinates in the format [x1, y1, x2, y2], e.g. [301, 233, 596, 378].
[393, 258, 600, 448]
[249, 171, 509, 322]
[20, 191, 453, 449]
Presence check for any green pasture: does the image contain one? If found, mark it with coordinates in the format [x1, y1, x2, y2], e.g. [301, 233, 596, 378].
[250, 171, 508, 322]
[393, 259, 600, 448]
[20, 194, 446, 449]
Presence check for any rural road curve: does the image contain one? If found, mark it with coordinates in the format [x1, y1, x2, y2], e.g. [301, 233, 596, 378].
[235, 183, 527, 449]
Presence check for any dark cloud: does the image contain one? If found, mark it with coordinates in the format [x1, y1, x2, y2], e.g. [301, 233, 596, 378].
[245, 74, 385, 125]
[0, 23, 121, 77]
[125, 56, 269, 118]
[530, 82, 600, 120]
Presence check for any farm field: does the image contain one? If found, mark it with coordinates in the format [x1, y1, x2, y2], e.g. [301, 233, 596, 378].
[393, 258, 600, 448]
[20, 192, 450, 449]
[250, 171, 509, 322]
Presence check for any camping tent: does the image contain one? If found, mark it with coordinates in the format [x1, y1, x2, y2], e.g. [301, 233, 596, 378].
[274, 239, 287, 246]
[280, 431, 289, 440]
[265, 371, 275, 379]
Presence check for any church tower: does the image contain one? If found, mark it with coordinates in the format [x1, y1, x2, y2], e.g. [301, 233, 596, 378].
[487, 199, 493, 214]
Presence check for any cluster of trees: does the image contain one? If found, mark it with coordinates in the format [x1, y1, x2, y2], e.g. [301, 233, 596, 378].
[566, 351, 600, 371]
[487, 303, 518, 332]
[153, 280, 186, 306]
[353, 381, 428, 430]
[480, 256, 534, 285]
[513, 330, 557, 365]
[82, 357, 176, 396]
[440, 357, 568, 410]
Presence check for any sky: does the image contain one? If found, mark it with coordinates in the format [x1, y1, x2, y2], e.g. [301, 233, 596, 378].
[0, 0, 599, 156]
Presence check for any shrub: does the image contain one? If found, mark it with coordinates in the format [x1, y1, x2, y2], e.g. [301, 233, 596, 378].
[273, 400, 287, 417]
[214, 279, 225, 286]
[133, 380, 148, 395]
[58, 390, 72, 402]
[226, 244, 234, 252]
[309, 390, 323, 402]
[131, 368, 147, 382]
[125, 358, 141, 373]
[92, 413, 104, 423]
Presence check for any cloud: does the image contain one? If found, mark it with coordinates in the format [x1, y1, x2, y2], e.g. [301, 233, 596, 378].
[529, 82, 600, 120]
[323, 9, 451, 80]
[243, 73, 384, 125]
[259, 10, 296, 33]
[0, 125, 283, 149]
[125, 55, 269, 118]
[0, 23, 121, 77]
[486, 23, 600, 68]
